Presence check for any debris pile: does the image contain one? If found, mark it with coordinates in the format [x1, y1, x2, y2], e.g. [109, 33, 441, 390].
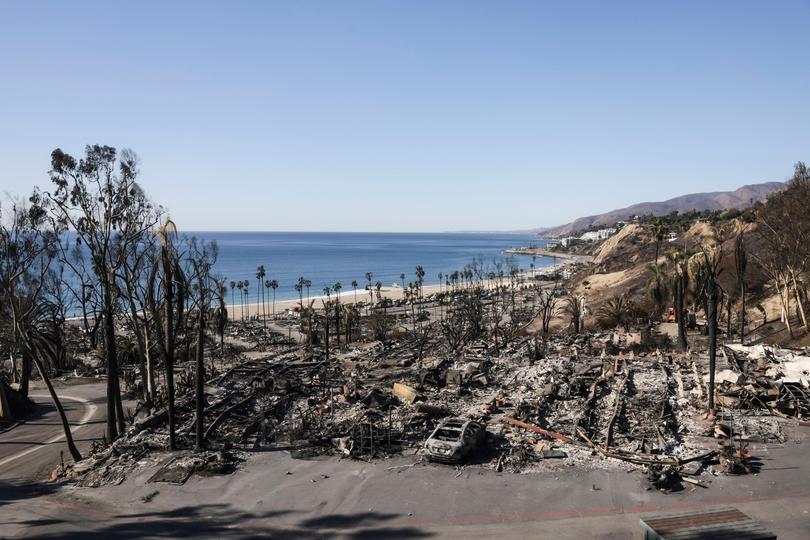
[717, 345, 810, 419]
[62, 329, 807, 490]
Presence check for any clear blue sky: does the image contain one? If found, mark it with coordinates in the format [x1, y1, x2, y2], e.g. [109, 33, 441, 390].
[1, 1, 808, 232]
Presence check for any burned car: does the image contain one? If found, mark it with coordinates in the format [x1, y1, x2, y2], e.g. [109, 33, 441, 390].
[424, 418, 485, 463]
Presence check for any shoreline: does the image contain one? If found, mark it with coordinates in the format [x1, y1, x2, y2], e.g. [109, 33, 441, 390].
[225, 262, 571, 318]
[63, 260, 576, 322]
[504, 247, 594, 263]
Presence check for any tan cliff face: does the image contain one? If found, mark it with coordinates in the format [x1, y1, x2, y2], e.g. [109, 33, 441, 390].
[592, 224, 642, 266]
[566, 218, 803, 345]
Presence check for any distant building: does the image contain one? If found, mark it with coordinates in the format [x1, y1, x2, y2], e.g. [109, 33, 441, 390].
[560, 237, 581, 248]
[579, 227, 616, 242]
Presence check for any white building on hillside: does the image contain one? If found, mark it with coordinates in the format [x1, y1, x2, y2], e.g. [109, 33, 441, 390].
[579, 227, 616, 242]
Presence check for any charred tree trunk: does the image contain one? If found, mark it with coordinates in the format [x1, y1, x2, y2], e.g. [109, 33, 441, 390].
[707, 277, 718, 412]
[19, 350, 32, 398]
[323, 313, 330, 361]
[675, 275, 688, 352]
[334, 304, 341, 350]
[31, 351, 82, 462]
[739, 284, 746, 345]
[726, 297, 733, 339]
[102, 284, 125, 441]
[89, 314, 102, 350]
[779, 276, 794, 339]
[145, 331, 155, 399]
[195, 306, 205, 452]
[790, 269, 808, 330]
[164, 273, 177, 451]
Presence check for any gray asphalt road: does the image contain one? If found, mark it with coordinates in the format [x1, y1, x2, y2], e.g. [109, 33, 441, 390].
[2, 423, 809, 538]
[0, 381, 109, 481]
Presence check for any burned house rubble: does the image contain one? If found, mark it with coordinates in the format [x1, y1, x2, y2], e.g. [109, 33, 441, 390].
[59, 323, 810, 493]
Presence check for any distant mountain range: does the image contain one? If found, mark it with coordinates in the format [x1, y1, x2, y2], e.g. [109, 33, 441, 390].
[535, 181, 784, 238]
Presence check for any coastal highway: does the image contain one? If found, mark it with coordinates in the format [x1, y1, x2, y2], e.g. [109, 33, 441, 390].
[0, 381, 109, 481]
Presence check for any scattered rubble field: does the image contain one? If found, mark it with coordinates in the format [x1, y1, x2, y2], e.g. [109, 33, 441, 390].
[60, 323, 810, 494]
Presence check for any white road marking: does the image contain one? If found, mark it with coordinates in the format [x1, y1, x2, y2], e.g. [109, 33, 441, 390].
[0, 394, 98, 469]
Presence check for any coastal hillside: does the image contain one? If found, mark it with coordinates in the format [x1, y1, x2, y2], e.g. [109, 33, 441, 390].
[538, 181, 783, 238]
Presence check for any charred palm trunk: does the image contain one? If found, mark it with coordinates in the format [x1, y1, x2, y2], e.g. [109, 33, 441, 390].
[676, 275, 688, 352]
[323, 313, 330, 360]
[334, 304, 341, 349]
[163, 258, 177, 451]
[707, 276, 718, 412]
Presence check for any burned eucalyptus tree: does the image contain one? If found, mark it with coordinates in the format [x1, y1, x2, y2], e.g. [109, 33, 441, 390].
[756, 163, 810, 336]
[121, 230, 160, 402]
[45, 145, 162, 442]
[0, 194, 82, 461]
[56, 239, 102, 351]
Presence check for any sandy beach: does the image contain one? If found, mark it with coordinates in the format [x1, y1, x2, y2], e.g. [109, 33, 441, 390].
[226, 262, 571, 318]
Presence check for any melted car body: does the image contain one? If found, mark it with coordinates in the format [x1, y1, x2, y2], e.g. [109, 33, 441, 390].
[424, 418, 485, 463]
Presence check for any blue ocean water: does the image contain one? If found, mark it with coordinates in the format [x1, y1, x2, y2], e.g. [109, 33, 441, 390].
[185, 232, 550, 303]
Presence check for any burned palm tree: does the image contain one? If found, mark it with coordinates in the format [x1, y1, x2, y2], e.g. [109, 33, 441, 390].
[365, 272, 374, 313]
[597, 294, 633, 331]
[236, 281, 245, 320]
[645, 261, 669, 323]
[269, 279, 278, 319]
[148, 218, 185, 450]
[189, 238, 218, 451]
[651, 218, 668, 265]
[256, 265, 267, 333]
[686, 225, 727, 412]
[668, 250, 690, 351]
[212, 280, 228, 356]
[561, 293, 584, 334]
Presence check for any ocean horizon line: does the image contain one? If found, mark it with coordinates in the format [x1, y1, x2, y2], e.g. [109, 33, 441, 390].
[167, 229, 545, 235]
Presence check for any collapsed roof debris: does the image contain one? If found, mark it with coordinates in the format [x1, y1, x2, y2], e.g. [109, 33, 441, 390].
[58, 322, 808, 492]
